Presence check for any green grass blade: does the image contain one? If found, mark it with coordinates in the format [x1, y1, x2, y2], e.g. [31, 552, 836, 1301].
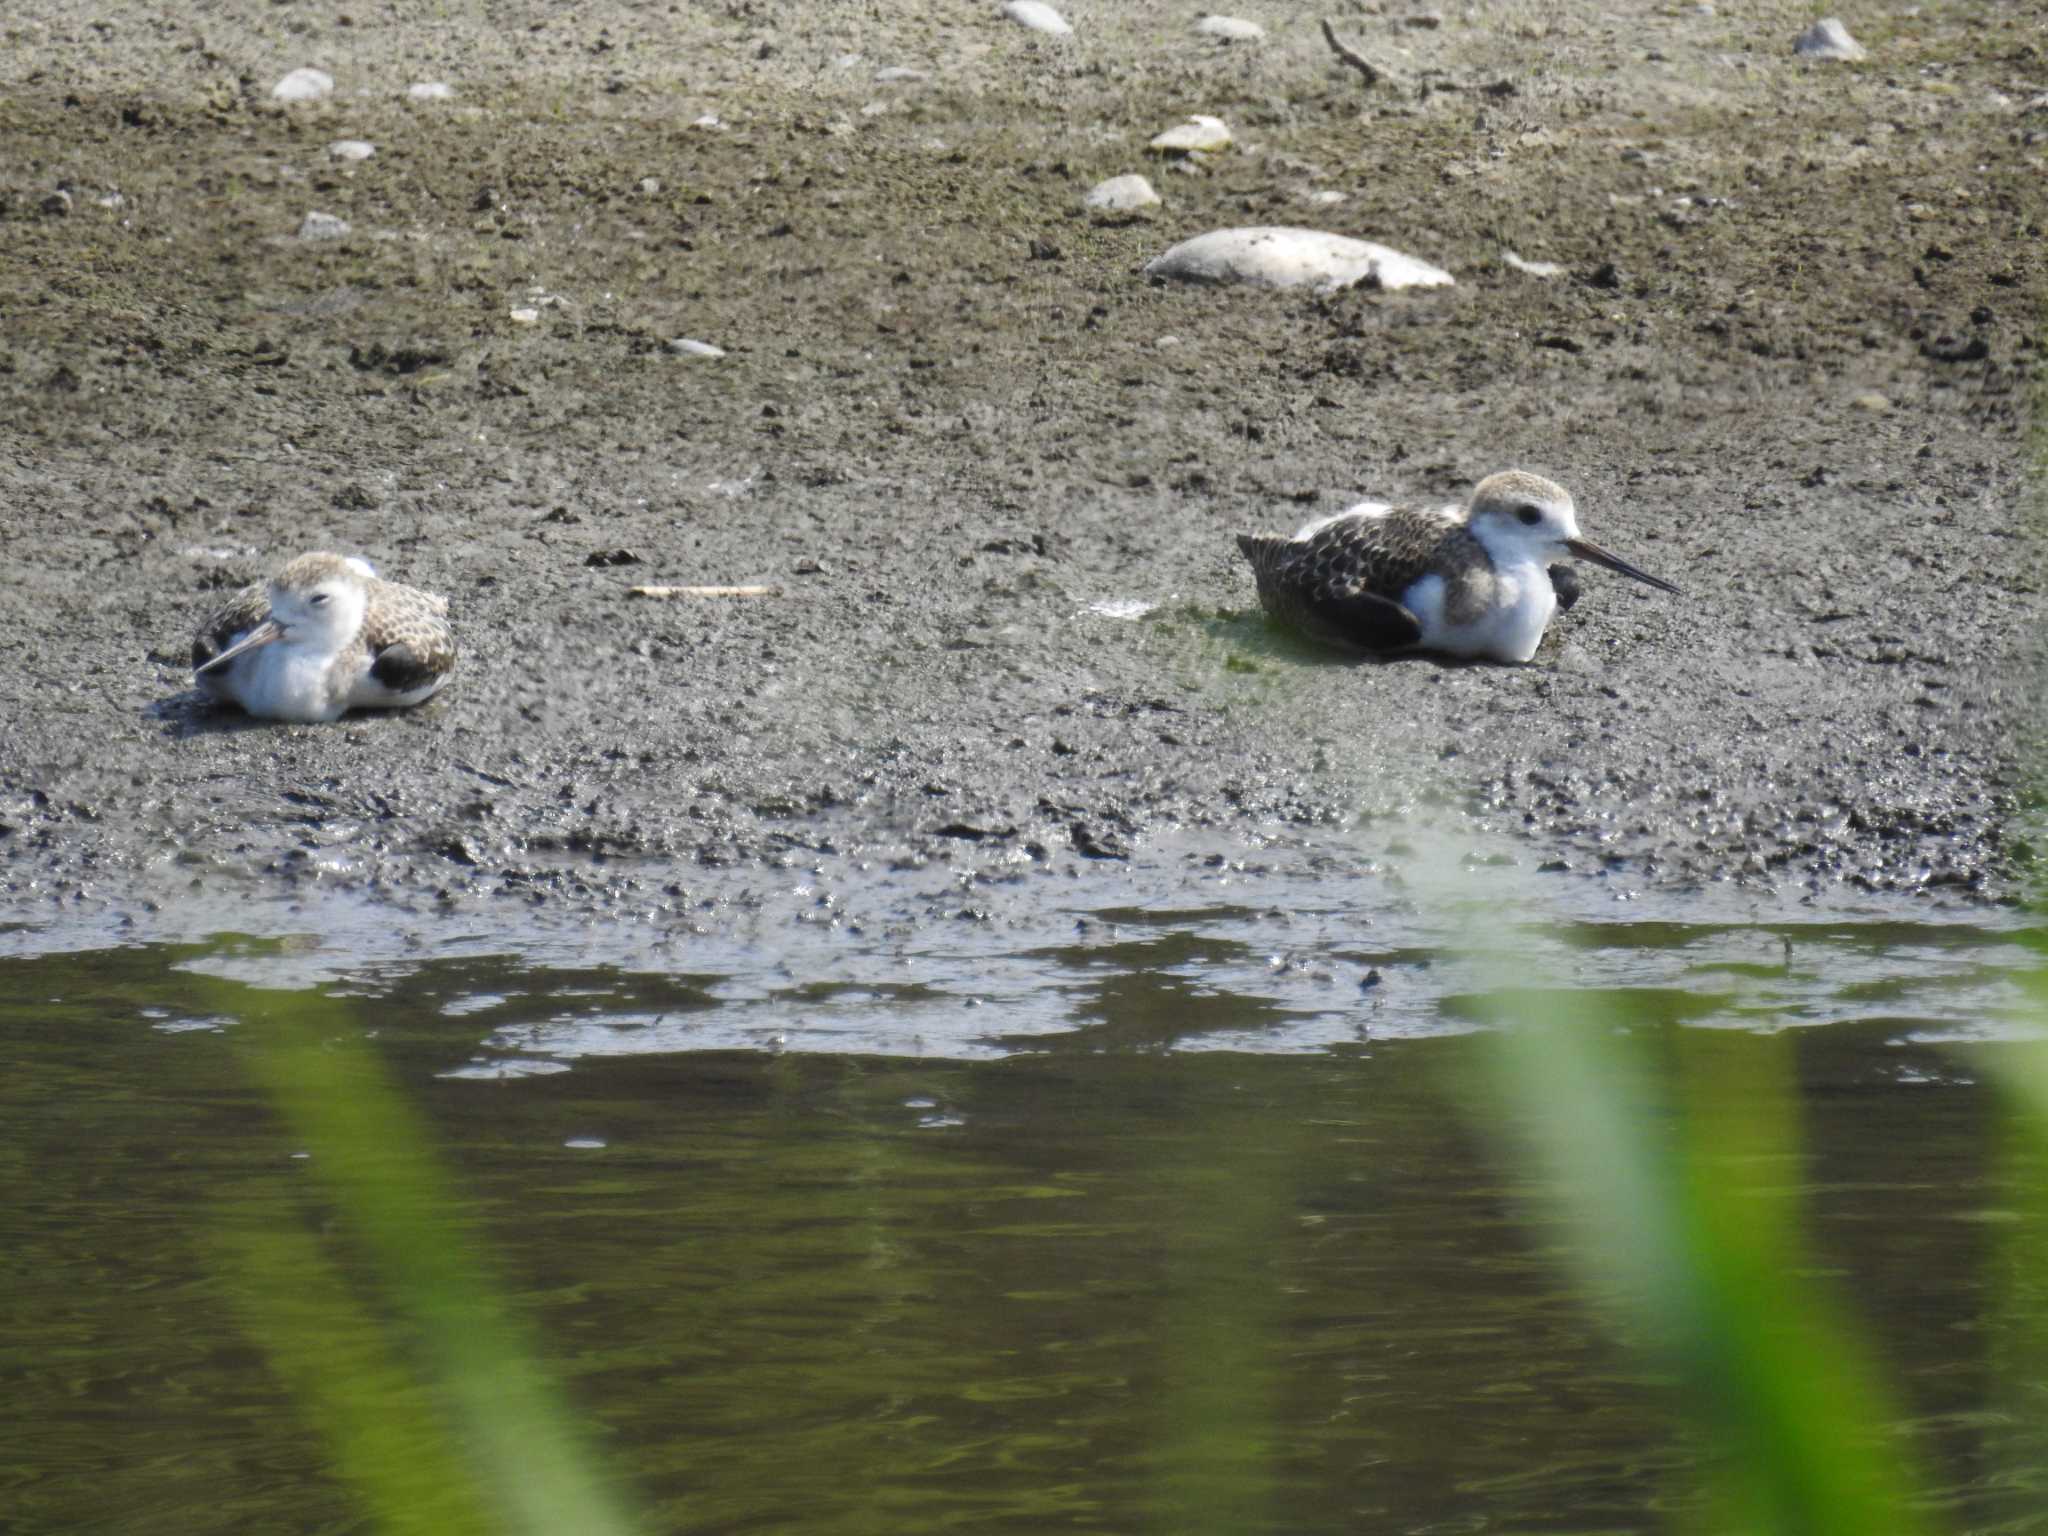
[215, 979, 640, 1536]
[1484, 1003, 1932, 1536]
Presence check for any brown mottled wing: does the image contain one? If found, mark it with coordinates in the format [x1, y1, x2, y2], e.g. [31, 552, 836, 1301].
[361, 578, 456, 693]
[1237, 507, 1466, 650]
[191, 581, 270, 669]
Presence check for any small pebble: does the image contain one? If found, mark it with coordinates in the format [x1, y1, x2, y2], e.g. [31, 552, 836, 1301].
[297, 210, 351, 241]
[1149, 114, 1232, 156]
[1304, 189, 1346, 206]
[326, 139, 376, 161]
[638, 176, 661, 195]
[1851, 392, 1892, 413]
[407, 80, 455, 101]
[1194, 15, 1265, 41]
[1084, 173, 1161, 212]
[1001, 1, 1073, 36]
[508, 306, 541, 324]
[692, 113, 724, 130]
[873, 66, 928, 83]
[272, 67, 334, 103]
[1793, 17, 1865, 60]
[668, 338, 726, 358]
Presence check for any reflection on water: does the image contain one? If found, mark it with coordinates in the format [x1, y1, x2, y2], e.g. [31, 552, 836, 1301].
[2, 900, 2045, 1533]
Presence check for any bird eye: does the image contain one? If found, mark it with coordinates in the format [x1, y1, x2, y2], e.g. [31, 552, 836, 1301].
[310, 592, 331, 607]
[1515, 505, 1543, 527]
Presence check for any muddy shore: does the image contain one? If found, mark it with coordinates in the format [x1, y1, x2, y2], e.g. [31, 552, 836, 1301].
[0, 1, 2041, 947]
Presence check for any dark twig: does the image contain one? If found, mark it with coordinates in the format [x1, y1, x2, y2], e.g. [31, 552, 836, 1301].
[1320, 18, 1382, 86]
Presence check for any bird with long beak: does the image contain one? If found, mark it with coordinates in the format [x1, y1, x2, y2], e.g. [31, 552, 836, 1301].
[1236, 470, 1678, 663]
[191, 552, 456, 721]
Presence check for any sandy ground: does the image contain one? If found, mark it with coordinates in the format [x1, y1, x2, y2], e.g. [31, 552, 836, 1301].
[0, 0, 2041, 943]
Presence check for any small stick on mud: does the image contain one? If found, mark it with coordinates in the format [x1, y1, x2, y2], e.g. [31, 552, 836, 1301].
[626, 584, 780, 599]
[1320, 18, 1383, 86]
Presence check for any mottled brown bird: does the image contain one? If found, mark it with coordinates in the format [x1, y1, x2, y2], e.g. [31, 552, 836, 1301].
[1237, 470, 1676, 662]
[192, 553, 456, 721]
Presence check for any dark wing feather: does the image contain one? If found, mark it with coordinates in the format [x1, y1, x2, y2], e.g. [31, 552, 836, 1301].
[361, 579, 456, 684]
[1547, 562, 1581, 613]
[1238, 508, 1466, 651]
[191, 581, 270, 669]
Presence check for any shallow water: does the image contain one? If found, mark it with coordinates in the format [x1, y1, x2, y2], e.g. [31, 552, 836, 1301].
[5, 871, 2048, 1533]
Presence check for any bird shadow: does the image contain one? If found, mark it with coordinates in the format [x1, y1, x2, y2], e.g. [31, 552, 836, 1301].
[1198, 608, 1488, 673]
[147, 689, 285, 737]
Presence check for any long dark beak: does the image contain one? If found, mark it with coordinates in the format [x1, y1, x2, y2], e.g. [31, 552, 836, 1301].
[1565, 538, 1680, 595]
[196, 618, 284, 675]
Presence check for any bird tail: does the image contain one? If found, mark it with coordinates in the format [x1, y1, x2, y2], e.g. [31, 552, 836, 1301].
[1236, 532, 1290, 576]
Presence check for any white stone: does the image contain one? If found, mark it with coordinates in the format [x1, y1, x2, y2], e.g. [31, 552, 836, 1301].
[407, 80, 455, 101]
[874, 66, 929, 83]
[326, 139, 376, 161]
[1149, 115, 1232, 155]
[509, 307, 541, 324]
[272, 68, 334, 103]
[1085, 174, 1162, 212]
[692, 113, 725, 130]
[1001, 2, 1073, 37]
[1194, 15, 1265, 41]
[668, 338, 726, 358]
[1144, 227, 1454, 293]
[297, 210, 351, 241]
[1089, 599, 1158, 620]
[1794, 18, 1865, 60]
[1502, 250, 1564, 278]
[1305, 189, 1346, 205]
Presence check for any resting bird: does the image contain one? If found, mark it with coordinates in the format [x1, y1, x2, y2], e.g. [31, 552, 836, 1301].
[1236, 470, 1677, 662]
[191, 553, 456, 721]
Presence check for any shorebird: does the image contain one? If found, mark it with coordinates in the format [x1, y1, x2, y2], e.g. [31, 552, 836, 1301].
[1236, 470, 1677, 663]
[191, 553, 456, 721]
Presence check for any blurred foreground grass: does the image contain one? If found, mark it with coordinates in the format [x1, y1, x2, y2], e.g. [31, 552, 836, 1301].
[210, 978, 637, 1536]
[202, 930, 2048, 1535]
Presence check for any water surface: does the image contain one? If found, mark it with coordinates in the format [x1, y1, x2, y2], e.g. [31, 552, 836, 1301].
[5, 886, 2047, 1533]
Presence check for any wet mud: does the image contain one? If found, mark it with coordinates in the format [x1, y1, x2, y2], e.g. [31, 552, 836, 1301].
[0, 1, 2041, 943]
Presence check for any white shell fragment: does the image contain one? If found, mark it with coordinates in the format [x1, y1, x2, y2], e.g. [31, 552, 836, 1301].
[297, 210, 351, 241]
[1144, 227, 1453, 293]
[1149, 115, 1232, 155]
[1085, 174, 1162, 212]
[1793, 18, 1866, 60]
[668, 338, 726, 358]
[272, 68, 334, 103]
[407, 80, 456, 101]
[1194, 15, 1266, 42]
[326, 139, 376, 162]
[1001, 1, 1073, 37]
[1502, 250, 1564, 278]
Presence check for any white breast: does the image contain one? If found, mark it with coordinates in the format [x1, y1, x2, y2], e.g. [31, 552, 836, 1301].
[1404, 558, 1557, 663]
[210, 644, 360, 722]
